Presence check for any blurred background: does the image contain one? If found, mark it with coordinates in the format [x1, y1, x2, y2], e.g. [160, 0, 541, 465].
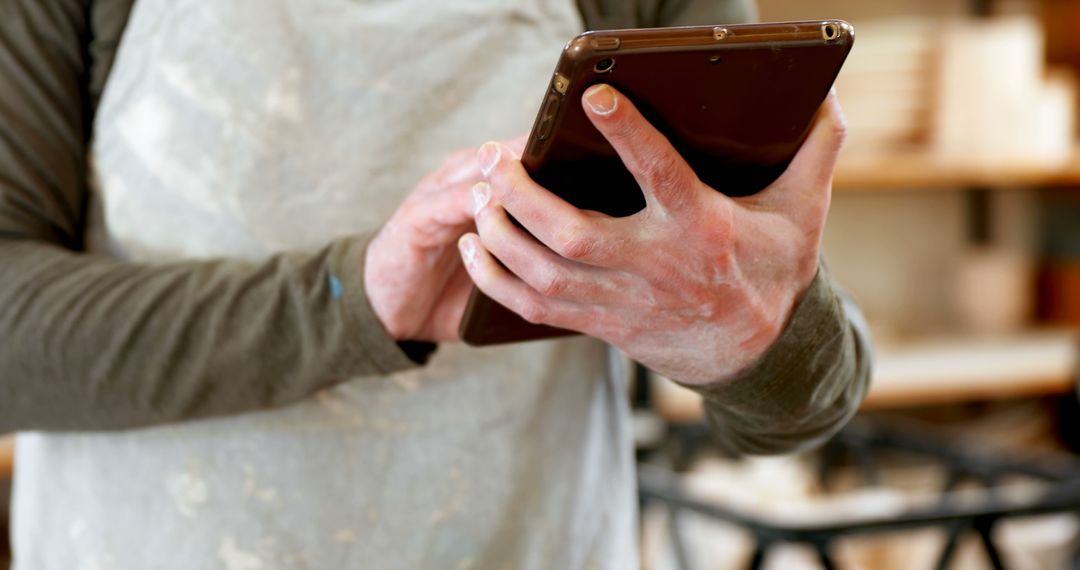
[4, 0, 1080, 569]
[640, 0, 1080, 568]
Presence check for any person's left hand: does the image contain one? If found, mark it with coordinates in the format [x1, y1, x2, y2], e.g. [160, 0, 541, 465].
[365, 135, 526, 343]
[458, 84, 846, 385]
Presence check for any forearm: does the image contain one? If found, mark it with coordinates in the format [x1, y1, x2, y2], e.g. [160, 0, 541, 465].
[688, 266, 873, 455]
[0, 0, 440, 433]
[0, 236, 423, 433]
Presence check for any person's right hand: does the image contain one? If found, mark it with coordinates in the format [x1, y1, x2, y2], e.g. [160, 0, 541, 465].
[365, 137, 525, 342]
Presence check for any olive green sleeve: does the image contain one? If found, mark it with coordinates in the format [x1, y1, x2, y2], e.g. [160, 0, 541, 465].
[0, 0, 423, 433]
[0, 238, 426, 433]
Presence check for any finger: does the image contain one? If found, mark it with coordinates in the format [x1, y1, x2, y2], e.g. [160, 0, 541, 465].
[473, 189, 622, 303]
[397, 181, 476, 248]
[581, 84, 702, 213]
[476, 141, 625, 267]
[427, 264, 475, 342]
[457, 234, 586, 330]
[427, 134, 527, 192]
[793, 90, 847, 185]
[764, 90, 847, 212]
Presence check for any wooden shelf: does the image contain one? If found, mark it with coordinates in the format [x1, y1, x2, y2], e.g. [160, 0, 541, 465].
[0, 435, 12, 478]
[653, 329, 1080, 423]
[863, 329, 1079, 408]
[834, 149, 1080, 191]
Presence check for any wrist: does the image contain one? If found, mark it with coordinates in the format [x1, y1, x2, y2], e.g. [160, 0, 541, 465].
[680, 273, 813, 387]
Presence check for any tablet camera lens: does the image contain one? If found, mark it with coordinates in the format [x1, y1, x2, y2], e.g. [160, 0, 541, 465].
[593, 58, 615, 74]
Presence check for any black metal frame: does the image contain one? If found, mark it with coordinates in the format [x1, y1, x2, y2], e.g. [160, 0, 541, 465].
[638, 420, 1080, 570]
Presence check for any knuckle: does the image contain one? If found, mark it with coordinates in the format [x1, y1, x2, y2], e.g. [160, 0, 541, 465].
[536, 269, 568, 298]
[806, 199, 831, 231]
[518, 300, 549, 325]
[475, 205, 497, 234]
[560, 238, 593, 262]
[555, 225, 597, 261]
[491, 177, 520, 207]
[830, 114, 849, 148]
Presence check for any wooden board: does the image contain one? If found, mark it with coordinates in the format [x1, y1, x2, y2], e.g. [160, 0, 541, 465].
[834, 149, 1080, 191]
[0, 435, 13, 478]
[863, 330, 1079, 408]
[653, 329, 1080, 423]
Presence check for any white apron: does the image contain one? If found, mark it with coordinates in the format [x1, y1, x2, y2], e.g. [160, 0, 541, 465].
[12, 0, 637, 568]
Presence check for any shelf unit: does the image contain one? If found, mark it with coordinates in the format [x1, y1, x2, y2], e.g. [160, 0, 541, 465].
[834, 149, 1080, 192]
[0, 437, 11, 479]
[652, 329, 1080, 423]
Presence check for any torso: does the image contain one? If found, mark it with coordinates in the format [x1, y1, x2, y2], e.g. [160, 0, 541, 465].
[12, 1, 637, 568]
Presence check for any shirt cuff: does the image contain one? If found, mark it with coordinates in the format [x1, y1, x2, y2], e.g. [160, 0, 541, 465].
[328, 235, 437, 375]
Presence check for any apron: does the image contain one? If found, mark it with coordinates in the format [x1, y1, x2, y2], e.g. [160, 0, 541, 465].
[12, 0, 637, 568]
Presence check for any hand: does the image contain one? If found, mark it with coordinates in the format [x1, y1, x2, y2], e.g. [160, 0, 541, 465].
[365, 136, 527, 342]
[459, 85, 846, 384]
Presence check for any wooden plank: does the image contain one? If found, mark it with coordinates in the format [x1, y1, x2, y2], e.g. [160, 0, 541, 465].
[0, 435, 13, 478]
[653, 329, 1080, 422]
[833, 149, 1080, 191]
[863, 331, 1079, 408]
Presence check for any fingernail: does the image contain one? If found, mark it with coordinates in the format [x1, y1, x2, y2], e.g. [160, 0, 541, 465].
[459, 236, 477, 269]
[471, 182, 490, 214]
[478, 142, 501, 177]
[584, 84, 617, 116]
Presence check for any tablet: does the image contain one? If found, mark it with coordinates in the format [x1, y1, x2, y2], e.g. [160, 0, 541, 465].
[460, 20, 855, 346]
